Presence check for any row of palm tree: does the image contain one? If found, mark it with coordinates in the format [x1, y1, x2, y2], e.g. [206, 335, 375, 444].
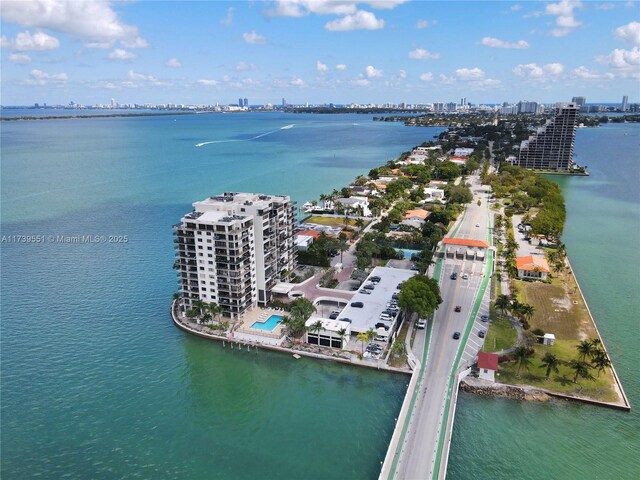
[306, 320, 349, 348]
[185, 299, 228, 332]
[494, 294, 536, 323]
[510, 338, 610, 384]
[356, 328, 377, 355]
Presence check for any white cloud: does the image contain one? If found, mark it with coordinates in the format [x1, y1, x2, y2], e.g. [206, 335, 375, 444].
[335, 63, 348, 70]
[233, 61, 255, 71]
[23, 68, 67, 85]
[197, 79, 219, 86]
[120, 36, 148, 49]
[352, 78, 370, 86]
[12, 31, 60, 51]
[512, 62, 565, 79]
[0, 36, 10, 48]
[166, 58, 181, 68]
[597, 46, 640, 70]
[595, 3, 616, 10]
[480, 37, 530, 49]
[545, 0, 583, 37]
[0, 0, 146, 46]
[471, 78, 502, 88]
[108, 48, 136, 60]
[128, 70, 149, 81]
[266, 1, 405, 17]
[397, 69, 406, 79]
[439, 74, 456, 85]
[419, 72, 433, 81]
[290, 77, 305, 86]
[615, 21, 640, 47]
[8, 53, 31, 63]
[221, 7, 234, 26]
[365, 65, 383, 78]
[316, 60, 329, 73]
[572, 66, 613, 80]
[243, 31, 267, 44]
[416, 19, 436, 29]
[511, 4, 523, 11]
[84, 41, 112, 49]
[325, 10, 384, 31]
[408, 48, 440, 60]
[456, 67, 485, 80]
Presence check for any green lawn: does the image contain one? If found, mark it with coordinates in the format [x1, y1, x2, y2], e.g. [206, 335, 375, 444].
[306, 215, 357, 227]
[483, 315, 517, 353]
[497, 341, 619, 403]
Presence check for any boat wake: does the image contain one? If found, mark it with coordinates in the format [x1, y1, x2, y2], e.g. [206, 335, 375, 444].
[196, 124, 295, 147]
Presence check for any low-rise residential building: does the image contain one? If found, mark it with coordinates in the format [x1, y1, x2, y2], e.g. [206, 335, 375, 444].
[477, 352, 499, 382]
[448, 156, 467, 166]
[336, 196, 371, 216]
[305, 317, 352, 349]
[404, 208, 430, 221]
[295, 235, 315, 251]
[516, 255, 550, 280]
[454, 147, 474, 157]
[423, 187, 446, 203]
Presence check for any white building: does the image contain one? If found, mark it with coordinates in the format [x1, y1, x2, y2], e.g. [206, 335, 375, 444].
[423, 187, 446, 203]
[305, 317, 352, 349]
[335, 196, 371, 216]
[454, 147, 474, 157]
[477, 352, 498, 382]
[174, 192, 297, 318]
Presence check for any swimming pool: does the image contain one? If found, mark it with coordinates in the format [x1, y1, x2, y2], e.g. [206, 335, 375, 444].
[250, 315, 283, 331]
[396, 248, 421, 260]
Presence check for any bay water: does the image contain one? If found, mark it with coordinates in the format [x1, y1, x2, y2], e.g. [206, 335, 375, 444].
[1, 113, 638, 479]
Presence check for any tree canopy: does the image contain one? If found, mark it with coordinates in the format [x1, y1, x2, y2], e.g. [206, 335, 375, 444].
[397, 274, 442, 318]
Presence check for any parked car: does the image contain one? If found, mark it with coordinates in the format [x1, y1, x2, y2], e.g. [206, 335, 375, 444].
[370, 276, 381, 283]
[453, 332, 461, 340]
[339, 318, 352, 323]
[379, 313, 393, 321]
[351, 302, 364, 308]
[454, 306, 462, 312]
[417, 319, 426, 329]
[329, 311, 340, 320]
[397, 282, 405, 289]
[391, 292, 399, 300]
[375, 322, 389, 330]
[480, 315, 489, 322]
[359, 289, 372, 294]
[363, 284, 375, 290]
[462, 273, 469, 280]
[450, 272, 458, 280]
[478, 330, 486, 338]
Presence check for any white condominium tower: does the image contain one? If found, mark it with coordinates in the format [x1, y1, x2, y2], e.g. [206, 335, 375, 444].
[174, 192, 297, 318]
[517, 102, 578, 171]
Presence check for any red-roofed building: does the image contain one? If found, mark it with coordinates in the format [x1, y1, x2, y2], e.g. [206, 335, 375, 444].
[516, 255, 550, 281]
[443, 237, 490, 261]
[443, 238, 490, 248]
[404, 208, 430, 221]
[477, 352, 499, 382]
[297, 229, 322, 239]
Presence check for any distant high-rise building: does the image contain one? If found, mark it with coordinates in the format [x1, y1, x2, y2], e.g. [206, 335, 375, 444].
[110, 98, 116, 108]
[282, 98, 286, 107]
[622, 95, 628, 111]
[571, 96, 586, 107]
[460, 97, 467, 107]
[517, 100, 539, 114]
[238, 97, 243, 107]
[446, 102, 457, 112]
[517, 102, 578, 171]
[243, 98, 248, 107]
[174, 192, 297, 318]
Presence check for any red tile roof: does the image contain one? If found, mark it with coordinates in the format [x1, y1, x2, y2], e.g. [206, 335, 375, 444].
[516, 255, 550, 273]
[297, 230, 321, 239]
[478, 352, 498, 371]
[404, 208, 430, 220]
[443, 237, 490, 248]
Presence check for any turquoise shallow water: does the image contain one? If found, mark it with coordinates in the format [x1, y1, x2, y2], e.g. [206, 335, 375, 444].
[448, 123, 640, 479]
[1, 113, 437, 479]
[1, 114, 638, 479]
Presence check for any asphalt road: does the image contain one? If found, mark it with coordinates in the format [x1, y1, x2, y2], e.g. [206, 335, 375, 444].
[393, 176, 493, 480]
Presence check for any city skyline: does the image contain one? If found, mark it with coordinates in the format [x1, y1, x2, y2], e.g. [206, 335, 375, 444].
[1, 0, 639, 105]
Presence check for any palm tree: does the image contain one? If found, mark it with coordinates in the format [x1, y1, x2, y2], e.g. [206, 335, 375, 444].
[520, 304, 535, 323]
[337, 328, 348, 349]
[308, 320, 323, 345]
[355, 218, 365, 229]
[591, 350, 611, 377]
[568, 359, 595, 384]
[356, 332, 369, 355]
[192, 299, 207, 319]
[576, 340, 596, 361]
[337, 238, 349, 263]
[539, 352, 561, 380]
[495, 294, 511, 317]
[207, 302, 223, 323]
[513, 346, 532, 377]
[366, 327, 377, 345]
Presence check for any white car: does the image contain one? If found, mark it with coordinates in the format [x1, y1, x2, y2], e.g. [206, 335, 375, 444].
[462, 273, 469, 279]
[417, 319, 426, 329]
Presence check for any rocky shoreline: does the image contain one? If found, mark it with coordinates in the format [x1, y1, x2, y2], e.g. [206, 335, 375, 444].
[460, 377, 551, 402]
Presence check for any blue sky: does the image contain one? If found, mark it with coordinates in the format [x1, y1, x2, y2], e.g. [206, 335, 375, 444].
[1, 1, 639, 106]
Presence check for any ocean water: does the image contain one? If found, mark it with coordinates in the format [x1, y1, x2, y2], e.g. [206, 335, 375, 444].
[448, 123, 640, 480]
[1, 113, 438, 479]
[1, 113, 638, 479]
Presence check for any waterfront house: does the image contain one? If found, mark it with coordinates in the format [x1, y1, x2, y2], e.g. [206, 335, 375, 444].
[454, 147, 474, 157]
[305, 317, 352, 349]
[422, 187, 446, 203]
[335, 196, 371, 216]
[516, 255, 550, 281]
[477, 352, 499, 382]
